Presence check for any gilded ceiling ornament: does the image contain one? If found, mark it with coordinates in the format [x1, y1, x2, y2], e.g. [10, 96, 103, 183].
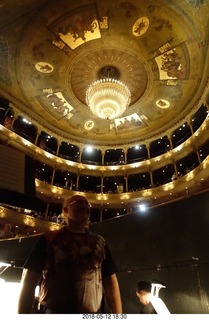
[132, 17, 149, 37]
[156, 99, 170, 109]
[84, 120, 94, 130]
[35, 62, 54, 73]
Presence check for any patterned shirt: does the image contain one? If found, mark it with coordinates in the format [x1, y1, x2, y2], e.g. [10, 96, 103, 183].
[24, 227, 117, 313]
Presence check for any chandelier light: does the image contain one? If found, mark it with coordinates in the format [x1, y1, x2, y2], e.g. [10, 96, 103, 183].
[86, 78, 131, 120]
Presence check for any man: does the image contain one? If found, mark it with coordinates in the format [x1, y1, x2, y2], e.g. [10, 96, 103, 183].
[136, 280, 170, 314]
[18, 195, 122, 314]
[136, 281, 157, 314]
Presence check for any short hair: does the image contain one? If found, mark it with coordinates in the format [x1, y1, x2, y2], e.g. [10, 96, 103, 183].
[62, 195, 87, 211]
[62, 195, 90, 225]
[136, 281, 152, 293]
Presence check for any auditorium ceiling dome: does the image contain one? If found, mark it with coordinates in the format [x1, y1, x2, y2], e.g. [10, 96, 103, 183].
[0, 0, 208, 144]
[1, 0, 209, 216]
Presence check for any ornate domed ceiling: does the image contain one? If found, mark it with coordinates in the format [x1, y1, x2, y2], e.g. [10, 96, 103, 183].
[0, 0, 209, 235]
[1, 0, 209, 146]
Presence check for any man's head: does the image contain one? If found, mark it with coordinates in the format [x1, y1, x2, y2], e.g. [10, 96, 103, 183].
[63, 195, 91, 228]
[136, 281, 152, 306]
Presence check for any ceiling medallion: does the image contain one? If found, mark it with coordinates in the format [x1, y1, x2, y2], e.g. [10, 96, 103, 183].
[35, 62, 54, 73]
[86, 66, 131, 120]
[156, 99, 170, 109]
[132, 17, 149, 37]
[84, 120, 94, 130]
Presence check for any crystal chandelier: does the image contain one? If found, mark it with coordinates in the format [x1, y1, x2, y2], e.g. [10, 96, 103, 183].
[86, 67, 131, 120]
